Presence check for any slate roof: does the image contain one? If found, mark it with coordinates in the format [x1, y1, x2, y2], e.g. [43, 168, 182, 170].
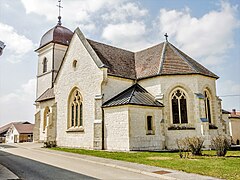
[87, 40, 218, 79]
[36, 88, 55, 102]
[14, 124, 34, 134]
[102, 84, 163, 108]
[87, 39, 136, 79]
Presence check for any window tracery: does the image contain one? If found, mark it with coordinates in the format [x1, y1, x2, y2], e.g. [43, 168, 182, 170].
[171, 89, 188, 124]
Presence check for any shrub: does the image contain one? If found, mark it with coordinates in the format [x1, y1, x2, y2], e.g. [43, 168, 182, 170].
[186, 136, 204, 156]
[176, 138, 190, 158]
[177, 136, 204, 157]
[211, 135, 231, 156]
[44, 141, 56, 148]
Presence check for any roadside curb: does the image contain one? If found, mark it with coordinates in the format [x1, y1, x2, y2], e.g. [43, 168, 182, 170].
[0, 164, 19, 180]
[33, 147, 219, 180]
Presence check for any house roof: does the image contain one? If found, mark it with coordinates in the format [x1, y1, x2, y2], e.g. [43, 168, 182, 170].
[0, 121, 31, 135]
[102, 83, 164, 108]
[230, 111, 240, 119]
[222, 109, 231, 114]
[87, 40, 218, 79]
[36, 88, 55, 102]
[13, 124, 34, 134]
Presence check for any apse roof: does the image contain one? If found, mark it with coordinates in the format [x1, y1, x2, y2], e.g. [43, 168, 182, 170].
[87, 40, 218, 79]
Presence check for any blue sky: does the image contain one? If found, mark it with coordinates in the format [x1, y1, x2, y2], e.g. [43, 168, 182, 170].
[0, 0, 239, 126]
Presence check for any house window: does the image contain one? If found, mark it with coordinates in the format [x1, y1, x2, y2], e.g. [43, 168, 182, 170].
[204, 91, 212, 123]
[68, 89, 83, 128]
[43, 57, 47, 73]
[146, 115, 154, 135]
[171, 89, 188, 124]
[43, 107, 50, 131]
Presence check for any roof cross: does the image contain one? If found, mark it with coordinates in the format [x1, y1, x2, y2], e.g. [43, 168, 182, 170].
[56, 0, 63, 25]
[164, 33, 168, 41]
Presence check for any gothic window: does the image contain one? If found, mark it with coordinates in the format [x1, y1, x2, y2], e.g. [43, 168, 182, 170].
[171, 89, 188, 124]
[204, 91, 212, 123]
[43, 107, 50, 131]
[69, 89, 83, 128]
[43, 57, 47, 73]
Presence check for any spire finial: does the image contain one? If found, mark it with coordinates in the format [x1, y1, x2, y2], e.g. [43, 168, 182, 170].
[164, 33, 168, 42]
[56, 0, 63, 25]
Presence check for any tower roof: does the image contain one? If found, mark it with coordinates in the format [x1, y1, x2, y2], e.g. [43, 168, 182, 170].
[38, 24, 73, 49]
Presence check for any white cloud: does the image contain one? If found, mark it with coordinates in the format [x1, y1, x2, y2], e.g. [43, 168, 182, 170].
[20, 0, 123, 23]
[217, 80, 240, 111]
[0, 79, 36, 125]
[102, 21, 153, 51]
[0, 23, 34, 63]
[102, 2, 148, 22]
[217, 80, 240, 96]
[157, 1, 240, 66]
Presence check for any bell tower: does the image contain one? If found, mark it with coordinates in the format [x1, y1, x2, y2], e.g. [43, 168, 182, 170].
[35, 0, 73, 98]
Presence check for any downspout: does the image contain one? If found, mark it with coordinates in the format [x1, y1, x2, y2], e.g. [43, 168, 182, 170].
[102, 108, 105, 150]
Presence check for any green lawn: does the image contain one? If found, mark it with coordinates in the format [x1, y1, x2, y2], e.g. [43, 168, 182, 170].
[51, 147, 240, 180]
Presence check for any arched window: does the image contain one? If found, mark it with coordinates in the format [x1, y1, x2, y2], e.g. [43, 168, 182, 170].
[43, 57, 47, 73]
[171, 89, 188, 124]
[68, 89, 83, 128]
[204, 90, 212, 123]
[43, 107, 50, 131]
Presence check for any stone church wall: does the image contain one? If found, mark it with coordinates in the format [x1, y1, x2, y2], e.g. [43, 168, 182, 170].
[54, 32, 104, 148]
[104, 106, 130, 151]
[139, 74, 222, 149]
[36, 44, 54, 97]
[102, 76, 134, 103]
[35, 99, 55, 142]
[128, 106, 164, 151]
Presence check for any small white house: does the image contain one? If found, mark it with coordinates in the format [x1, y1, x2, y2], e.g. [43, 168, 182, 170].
[6, 123, 34, 143]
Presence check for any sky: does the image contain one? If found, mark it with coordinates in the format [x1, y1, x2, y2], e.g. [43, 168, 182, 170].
[0, 0, 239, 126]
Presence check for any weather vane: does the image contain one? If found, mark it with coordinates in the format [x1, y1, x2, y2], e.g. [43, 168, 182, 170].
[164, 33, 168, 41]
[56, 0, 63, 25]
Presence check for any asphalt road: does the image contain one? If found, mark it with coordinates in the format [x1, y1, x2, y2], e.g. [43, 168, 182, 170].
[0, 144, 159, 180]
[0, 148, 95, 180]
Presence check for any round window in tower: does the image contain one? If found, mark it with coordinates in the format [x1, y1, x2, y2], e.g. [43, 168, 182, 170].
[72, 60, 77, 69]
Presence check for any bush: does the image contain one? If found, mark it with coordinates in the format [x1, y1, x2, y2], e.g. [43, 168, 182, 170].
[187, 136, 204, 156]
[176, 138, 190, 158]
[211, 135, 231, 156]
[177, 136, 204, 157]
[44, 141, 56, 148]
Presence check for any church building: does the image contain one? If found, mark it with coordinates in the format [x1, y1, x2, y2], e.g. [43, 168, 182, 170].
[33, 16, 230, 151]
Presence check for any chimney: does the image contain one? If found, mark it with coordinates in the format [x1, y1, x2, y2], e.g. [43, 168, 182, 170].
[232, 109, 236, 115]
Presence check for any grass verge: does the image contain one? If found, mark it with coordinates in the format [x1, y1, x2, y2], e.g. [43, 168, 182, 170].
[51, 147, 240, 180]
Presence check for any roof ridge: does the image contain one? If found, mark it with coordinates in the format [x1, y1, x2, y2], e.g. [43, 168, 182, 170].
[158, 41, 167, 75]
[87, 39, 134, 54]
[128, 84, 138, 103]
[102, 84, 136, 105]
[168, 43, 197, 73]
